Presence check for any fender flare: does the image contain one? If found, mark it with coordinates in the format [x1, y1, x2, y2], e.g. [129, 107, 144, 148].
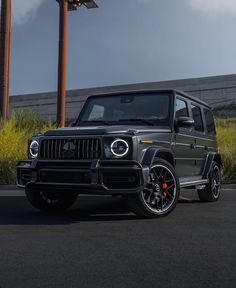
[141, 146, 174, 168]
[202, 152, 222, 179]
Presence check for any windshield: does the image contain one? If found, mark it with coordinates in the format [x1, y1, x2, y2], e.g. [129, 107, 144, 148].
[78, 93, 171, 126]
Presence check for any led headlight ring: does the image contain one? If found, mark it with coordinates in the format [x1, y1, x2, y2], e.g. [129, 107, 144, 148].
[110, 139, 129, 157]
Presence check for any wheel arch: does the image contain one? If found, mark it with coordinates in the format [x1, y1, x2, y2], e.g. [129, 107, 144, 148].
[202, 152, 222, 179]
[141, 147, 175, 168]
[214, 153, 222, 167]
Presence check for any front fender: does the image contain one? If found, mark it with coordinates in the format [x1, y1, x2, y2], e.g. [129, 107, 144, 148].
[141, 146, 174, 168]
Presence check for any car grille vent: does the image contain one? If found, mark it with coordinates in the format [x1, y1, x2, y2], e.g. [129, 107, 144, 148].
[40, 138, 101, 160]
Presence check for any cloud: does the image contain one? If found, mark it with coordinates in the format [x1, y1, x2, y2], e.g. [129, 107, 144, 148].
[188, 0, 236, 15]
[12, 0, 45, 25]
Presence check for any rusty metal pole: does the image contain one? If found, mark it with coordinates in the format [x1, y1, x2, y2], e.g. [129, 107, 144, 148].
[57, 0, 68, 128]
[0, 0, 11, 120]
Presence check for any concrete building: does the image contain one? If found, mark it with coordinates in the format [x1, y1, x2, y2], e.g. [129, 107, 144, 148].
[10, 74, 236, 121]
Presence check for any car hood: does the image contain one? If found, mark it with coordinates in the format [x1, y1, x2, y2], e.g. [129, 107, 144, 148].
[44, 125, 171, 137]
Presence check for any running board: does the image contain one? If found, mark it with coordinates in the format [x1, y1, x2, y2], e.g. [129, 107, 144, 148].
[180, 179, 209, 188]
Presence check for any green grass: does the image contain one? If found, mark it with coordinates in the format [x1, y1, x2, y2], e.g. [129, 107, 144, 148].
[216, 118, 236, 183]
[0, 112, 235, 184]
[0, 110, 55, 184]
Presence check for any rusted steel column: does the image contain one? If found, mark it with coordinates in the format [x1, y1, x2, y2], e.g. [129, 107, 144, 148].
[57, 0, 68, 128]
[0, 0, 12, 120]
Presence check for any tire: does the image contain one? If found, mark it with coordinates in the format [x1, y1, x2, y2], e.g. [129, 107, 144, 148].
[198, 161, 221, 202]
[125, 158, 180, 218]
[25, 189, 78, 212]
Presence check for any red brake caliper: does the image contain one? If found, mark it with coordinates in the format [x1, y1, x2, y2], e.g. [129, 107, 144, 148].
[162, 183, 167, 197]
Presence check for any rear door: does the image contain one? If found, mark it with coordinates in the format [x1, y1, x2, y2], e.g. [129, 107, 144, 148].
[190, 103, 207, 175]
[203, 107, 217, 152]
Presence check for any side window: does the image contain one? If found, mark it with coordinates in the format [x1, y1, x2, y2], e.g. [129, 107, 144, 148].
[204, 109, 216, 135]
[175, 98, 188, 118]
[191, 104, 204, 132]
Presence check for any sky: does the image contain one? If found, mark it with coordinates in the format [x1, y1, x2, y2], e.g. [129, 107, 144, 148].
[8, 0, 236, 95]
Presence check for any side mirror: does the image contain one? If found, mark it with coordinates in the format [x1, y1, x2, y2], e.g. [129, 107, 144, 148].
[175, 116, 194, 129]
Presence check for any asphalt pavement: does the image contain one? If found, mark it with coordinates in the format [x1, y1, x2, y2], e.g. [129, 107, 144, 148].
[0, 188, 235, 288]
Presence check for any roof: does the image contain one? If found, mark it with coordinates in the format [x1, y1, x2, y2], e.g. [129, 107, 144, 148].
[86, 88, 211, 109]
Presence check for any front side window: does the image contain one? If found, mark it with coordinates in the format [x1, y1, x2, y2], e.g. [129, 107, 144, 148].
[204, 108, 216, 135]
[78, 93, 171, 126]
[175, 98, 188, 118]
[191, 104, 204, 132]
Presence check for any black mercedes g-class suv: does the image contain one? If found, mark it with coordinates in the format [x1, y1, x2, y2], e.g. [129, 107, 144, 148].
[17, 89, 222, 218]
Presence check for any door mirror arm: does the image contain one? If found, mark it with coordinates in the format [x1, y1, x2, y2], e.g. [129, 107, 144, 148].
[175, 116, 195, 132]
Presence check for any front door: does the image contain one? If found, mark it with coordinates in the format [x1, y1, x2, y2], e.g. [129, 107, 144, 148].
[173, 97, 196, 178]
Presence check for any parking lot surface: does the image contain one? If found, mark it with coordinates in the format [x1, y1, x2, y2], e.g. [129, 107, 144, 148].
[0, 188, 235, 288]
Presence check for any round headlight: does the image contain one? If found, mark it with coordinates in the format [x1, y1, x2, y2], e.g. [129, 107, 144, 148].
[110, 139, 129, 157]
[29, 140, 39, 158]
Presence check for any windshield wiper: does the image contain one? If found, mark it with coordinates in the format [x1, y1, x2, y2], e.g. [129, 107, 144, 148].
[81, 120, 111, 126]
[117, 118, 154, 126]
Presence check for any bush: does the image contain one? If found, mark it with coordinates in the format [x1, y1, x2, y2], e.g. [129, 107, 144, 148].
[0, 110, 55, 184]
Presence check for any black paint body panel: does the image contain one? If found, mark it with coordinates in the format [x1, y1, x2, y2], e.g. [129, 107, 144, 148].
[17, 89, 221, 194]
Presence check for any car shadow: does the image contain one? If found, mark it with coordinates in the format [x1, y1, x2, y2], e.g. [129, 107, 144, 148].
[0, 195, 138, 225]
[0, 193, 202, 225]
[178, 197, 201, 204]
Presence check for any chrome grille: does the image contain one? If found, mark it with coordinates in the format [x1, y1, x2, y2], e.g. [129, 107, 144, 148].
[40, 138, 101, 160]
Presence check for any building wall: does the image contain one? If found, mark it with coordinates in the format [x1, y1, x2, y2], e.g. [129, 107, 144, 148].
[10, 74, 236, 121]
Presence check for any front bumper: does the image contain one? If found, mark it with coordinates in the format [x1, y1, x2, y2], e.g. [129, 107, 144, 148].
[16, 159, 149, 195]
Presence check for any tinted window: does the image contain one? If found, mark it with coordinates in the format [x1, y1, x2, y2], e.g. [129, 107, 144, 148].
[191, 105, 204, 132]
[176, 98, 188, 118]
[79, 93, 171, 126]
[88, 105, 105, 120]
[204, 109, 216, 135]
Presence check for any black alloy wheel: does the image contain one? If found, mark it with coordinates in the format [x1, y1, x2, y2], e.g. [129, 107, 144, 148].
[198, 161, 221, 202]
[25, 189, 78, 212]
[126, 158, 180, 218]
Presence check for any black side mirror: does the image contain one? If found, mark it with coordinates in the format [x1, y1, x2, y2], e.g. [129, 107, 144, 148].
[175, 116, 194, 129]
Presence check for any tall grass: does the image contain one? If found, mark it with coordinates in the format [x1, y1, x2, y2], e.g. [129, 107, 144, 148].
[0, 110, 55, 184]
[216, 118, 236, 183]
[0, 112, 235, 184]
